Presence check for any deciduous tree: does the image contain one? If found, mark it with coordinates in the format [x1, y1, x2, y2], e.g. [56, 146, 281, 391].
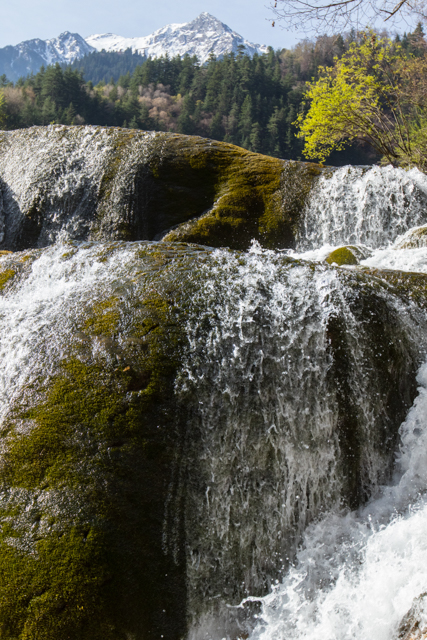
[295, 33, 427, 168]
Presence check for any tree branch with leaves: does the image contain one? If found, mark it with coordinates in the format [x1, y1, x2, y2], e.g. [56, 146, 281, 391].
[295, 34, 427, 169]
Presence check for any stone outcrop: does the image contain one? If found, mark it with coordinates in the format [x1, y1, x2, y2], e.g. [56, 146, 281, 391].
[0, 126, 323, 252]
[0, 242, 424, 639]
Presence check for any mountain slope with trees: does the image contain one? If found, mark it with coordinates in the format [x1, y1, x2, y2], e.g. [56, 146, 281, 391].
[1, 26, 424, 164]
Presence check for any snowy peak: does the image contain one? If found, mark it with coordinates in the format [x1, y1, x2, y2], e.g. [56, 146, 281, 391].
[0, 15, 269, 82]
[86, 13, 269, 63]
[0, 32, 94, 81]
[47, 32, 95, 64]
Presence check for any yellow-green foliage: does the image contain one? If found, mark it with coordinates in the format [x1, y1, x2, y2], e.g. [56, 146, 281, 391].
[296, 33, 427, 168]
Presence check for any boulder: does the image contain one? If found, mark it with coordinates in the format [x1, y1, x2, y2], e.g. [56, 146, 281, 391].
[325, 245, 372, 266]
[395, 225, 427, 249]
[0, 243, 424, 639]
[0, 126, 323, 252]
[398, 593, 427, 640]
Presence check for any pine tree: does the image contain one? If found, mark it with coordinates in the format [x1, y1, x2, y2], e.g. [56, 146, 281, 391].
[239, 94, 253, 143]
[249, 122, 261, 152]
[41, 97, 57, 125]
[209, 112, 223, 140]
[64, 102, 76, 125]
[41, 64, 66, 109]
[177, 95, 195, 135]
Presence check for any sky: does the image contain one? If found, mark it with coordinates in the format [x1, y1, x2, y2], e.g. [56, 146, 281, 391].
[1, 0, 302, 50]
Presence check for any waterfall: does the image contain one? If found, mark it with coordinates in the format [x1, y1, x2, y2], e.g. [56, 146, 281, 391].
[247, 362, 427, 640]
[1, 129, 427, 640]
[176, 242, 424, 639]
[239, 171, 427, 640]
[298, 165, 427, 250]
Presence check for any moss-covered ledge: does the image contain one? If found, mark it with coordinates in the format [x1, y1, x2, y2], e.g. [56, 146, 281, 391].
[157, 138, 323, 250]
[0, 241, 212, 640]
[0, 126, 325, 252]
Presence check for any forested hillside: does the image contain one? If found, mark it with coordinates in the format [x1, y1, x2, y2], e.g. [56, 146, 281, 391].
[0, 25, 424, 163]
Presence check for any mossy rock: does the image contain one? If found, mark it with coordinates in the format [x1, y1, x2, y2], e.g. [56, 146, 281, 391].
[394, 225, 427, 249]
[0, 241, 213, 640]
[0, 126, 325, 252]
[326, 266, 420, 508]
[325, 245, 371, 266]
[0, 242, 424, 639]
[160, 147, 323, 250]
[360, 265, 427, 311]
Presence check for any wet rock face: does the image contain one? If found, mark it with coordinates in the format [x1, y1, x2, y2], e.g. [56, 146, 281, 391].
[398, 594, 427, 640]
[0, 126, 323, 252]
[395, 225, 427, 249]
[0, 242, 424, 639]
[0, 242, 206, 640]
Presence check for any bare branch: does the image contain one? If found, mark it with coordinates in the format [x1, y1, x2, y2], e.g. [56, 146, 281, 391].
[270, 0, 423, 34]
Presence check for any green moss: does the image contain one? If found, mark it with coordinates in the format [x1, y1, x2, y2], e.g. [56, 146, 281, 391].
[161, 144, 322, 250]
[361, 266, 427, 309]
[84, 297, 121, 336]
[0, 248, 197, 639]
[4, 127, 325, 251]
[92, 128, 322, 250]
[60, 250, 77, 261]
[326, 247, 360, 266]
[0, 268, 16, 291]
[396, 225, 427, 249]
[0, 526, 111, 640]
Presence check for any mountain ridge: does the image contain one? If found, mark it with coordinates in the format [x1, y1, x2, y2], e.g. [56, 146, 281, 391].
[0, 32, 94, 81]
[86, 13, 269, 63]
[0, 13, 269, 82]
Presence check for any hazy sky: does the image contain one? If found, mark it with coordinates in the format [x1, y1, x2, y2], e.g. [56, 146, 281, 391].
[1, 0, 303, 50]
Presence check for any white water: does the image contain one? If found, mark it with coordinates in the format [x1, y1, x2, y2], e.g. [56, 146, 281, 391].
[248, 361, 427, 640]
[246, 167, 427, 640]
[298, 165, 427, 250]
[1, 153, 427, 639]
[0, 241, 164, 423]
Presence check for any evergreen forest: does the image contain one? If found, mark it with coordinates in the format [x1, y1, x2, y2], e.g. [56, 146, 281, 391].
[0, 25, 425, 164]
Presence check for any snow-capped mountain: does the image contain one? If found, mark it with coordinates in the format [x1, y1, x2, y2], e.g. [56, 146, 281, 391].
[86, 13, 269, 63]
[0, 14, 269, 82]
[0, 33, 94, 81]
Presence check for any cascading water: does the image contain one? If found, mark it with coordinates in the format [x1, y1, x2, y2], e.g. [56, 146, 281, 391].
[246, 364, 427, 640]
[297, 165, 427, 250]
[235, 169, 427, 640]
[176, 241, 425, 639]
[1, 133, 427, 640]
